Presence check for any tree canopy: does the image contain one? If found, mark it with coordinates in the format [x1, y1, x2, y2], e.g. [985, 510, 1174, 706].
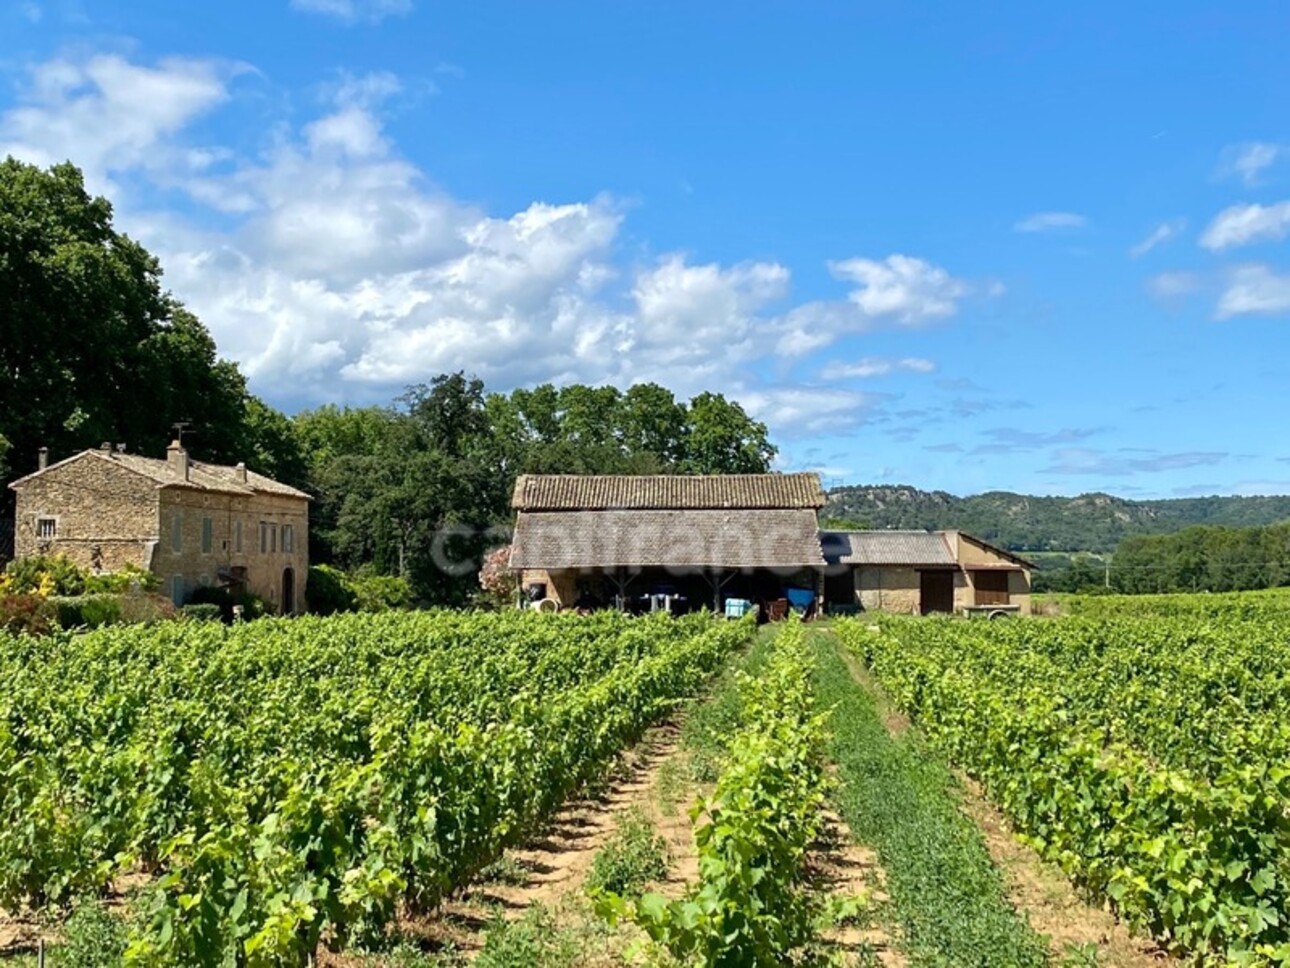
[0, 157, 286, 481]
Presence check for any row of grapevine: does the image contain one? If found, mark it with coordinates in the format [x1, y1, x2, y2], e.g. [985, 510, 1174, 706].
[836, 614, 1290, 965]
[0, 610, 754, 965]
[605, 620, 836, 964]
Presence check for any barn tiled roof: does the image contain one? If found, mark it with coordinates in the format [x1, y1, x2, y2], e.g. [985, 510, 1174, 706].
[820, 530, 956, 566]
[511, 473, 826, 511]
[511, 509, 826, 569]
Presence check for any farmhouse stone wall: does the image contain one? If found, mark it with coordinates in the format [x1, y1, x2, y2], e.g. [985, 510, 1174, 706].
[12, 454, 159, 572]
[159, 489, 308, 613]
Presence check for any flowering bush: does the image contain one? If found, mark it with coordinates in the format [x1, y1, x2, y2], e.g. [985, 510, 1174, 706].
[478, 546, 516, 605]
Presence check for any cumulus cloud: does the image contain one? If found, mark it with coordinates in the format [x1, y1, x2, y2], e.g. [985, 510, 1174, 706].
[739, 386, 891, 436]
[1215, 264, 1290, 319]
[1199, 201, 1290, 251]
[1218, 142, 1285, 185]
[829, 255, 968, 322]
[1014, 211, 1087, 233]
[0, 48, 983, 438]
[0, 53, 236, 196]
[820, 357, 935, 380]
[770, 256, 974, 358]
[290, 0, 412, 23]
[1129, 218, 1186, 258]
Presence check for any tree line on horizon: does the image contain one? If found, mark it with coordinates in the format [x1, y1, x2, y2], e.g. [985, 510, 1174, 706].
[0, 157, 775, 603]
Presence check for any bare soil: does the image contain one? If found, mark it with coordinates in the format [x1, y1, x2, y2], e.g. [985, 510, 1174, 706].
[322, 713, 704, 963]
[955, 775, 1174, 967]
[812, 804, 905, 968]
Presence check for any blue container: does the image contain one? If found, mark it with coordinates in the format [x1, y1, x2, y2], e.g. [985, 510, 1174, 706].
[724, 597, 753, 618]
[785, 587, 815, 613]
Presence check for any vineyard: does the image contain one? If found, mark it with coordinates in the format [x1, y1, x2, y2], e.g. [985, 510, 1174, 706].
[0, 610, 753, 965]
[838, 596, 1290, 966]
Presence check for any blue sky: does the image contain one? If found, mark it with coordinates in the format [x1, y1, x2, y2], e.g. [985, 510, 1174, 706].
[3, 2, 1289, 498]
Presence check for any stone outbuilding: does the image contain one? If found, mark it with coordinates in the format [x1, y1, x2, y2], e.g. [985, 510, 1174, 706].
[509, 473, 827, 613]
[821, 529, 1033, 616]
[8, 441, 310, 613]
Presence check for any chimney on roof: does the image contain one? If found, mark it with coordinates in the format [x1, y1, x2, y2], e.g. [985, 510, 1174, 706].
[167, 439, 189, 481]
[37, 447, 48, 471]
[100, 441, 111, 452]
[235, 461, 247, 483]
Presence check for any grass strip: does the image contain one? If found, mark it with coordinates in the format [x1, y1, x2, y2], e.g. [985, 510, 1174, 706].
[810, 629, 1048, 968]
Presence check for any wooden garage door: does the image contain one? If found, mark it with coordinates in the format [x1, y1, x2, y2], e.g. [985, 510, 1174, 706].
[919, 570, 954, 614]
[974, 570, 1010, 605]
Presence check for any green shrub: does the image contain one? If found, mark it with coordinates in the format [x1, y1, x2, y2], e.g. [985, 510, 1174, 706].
[84, 563, 160, 594]
[51, 594, 124, 629]
[3, 553, 87, 595]
[306, 564, 357, 615]
[350, 570, 414, 612]
[586, 808, 669, 897]
[62, 899, 128, 968]
[187, 586, 272, 622]
[306, 564, 412, 614]
[179, 603, 223, 622]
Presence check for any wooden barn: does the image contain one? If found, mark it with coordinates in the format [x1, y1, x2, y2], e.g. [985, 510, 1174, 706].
[509, 473, 827, 614]
[821, 529, 1034, 616]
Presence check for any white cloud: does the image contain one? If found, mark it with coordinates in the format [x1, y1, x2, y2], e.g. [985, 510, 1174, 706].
[1199, 201, 1290, 251]
[0, 53, 235, 197]
[290, 0, 412, 23]
[740, 386, 889, 436]
[0, 48, 981, 439]
[1014, 211, 1087, 233]
[1215, 264, 1290, 319]
[1129, 218, 1186, 258]
[769, 255, 971, 358]
[1218, 142, 1285, 185]
[820, 357, 935, 380]
[830, 255, 968, 323]
[1146, 271, 1201, 300]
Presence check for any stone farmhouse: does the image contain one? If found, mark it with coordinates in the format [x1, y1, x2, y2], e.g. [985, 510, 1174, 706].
[8, 441, 309, 613]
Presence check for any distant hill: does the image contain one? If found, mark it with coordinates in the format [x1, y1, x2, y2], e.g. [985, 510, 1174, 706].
[823, 485, 1290, 553]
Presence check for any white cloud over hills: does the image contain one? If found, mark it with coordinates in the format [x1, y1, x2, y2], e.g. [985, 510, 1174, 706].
[0, 50, 992, 435]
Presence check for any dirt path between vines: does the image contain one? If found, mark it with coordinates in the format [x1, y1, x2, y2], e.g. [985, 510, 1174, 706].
[359, 713, 700, 961]
[836, 638, 1173, 968]
[366, 636, 903, 966]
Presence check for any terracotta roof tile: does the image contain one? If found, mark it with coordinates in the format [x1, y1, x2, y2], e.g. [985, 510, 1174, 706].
[511, 473, 825, 511]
